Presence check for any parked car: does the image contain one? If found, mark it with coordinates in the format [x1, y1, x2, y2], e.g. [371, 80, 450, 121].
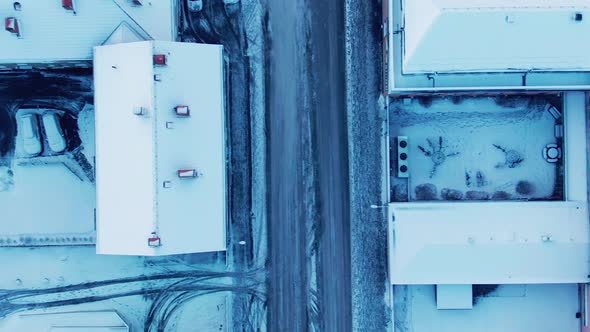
[42, 112, 67, 153]
[18, 113, 42, 157]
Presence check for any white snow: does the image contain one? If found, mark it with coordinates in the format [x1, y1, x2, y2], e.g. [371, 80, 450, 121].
[392, 97, 559, 200]
[0, 0, 176, 66]
[0, 163, 94, 237]
[0, 311, 129, 332]
[389, 201, 590, 284]
[394, 284, 580, 332]
[0, 247, 229, 331]
[77, 104, 96, 167]
[387, 0, 590, 91]
[94, 41, 227, 256]
[111, 0, 178, 41]
[403, 0, 590, 73]
[564, 92, 588, 201]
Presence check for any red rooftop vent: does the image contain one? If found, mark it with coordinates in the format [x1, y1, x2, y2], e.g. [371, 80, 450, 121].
[175, 105, 190, 117]
[62, 0, 75, 11]
[153, 54, 167, 66]
[178, 169, 199, 178]
[5, 17, 20, 36]
[147, 232, 161, 247]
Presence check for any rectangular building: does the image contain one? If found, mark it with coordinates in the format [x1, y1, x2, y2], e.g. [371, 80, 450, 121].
[0, 0, 177, 69]
[94, 41, 227, 256]
[384, 2, 590, 329]
[384, 0, 590, 93]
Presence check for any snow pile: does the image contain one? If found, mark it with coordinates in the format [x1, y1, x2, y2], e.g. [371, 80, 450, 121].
[76, 104, 95, 167]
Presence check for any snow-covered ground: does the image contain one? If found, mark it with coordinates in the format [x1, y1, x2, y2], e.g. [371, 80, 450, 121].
[0, 0, 268, 329]
[0, 247, 232, 331]
[0, 103, 95, 245]
[390, 96, 563, 201]
[394, 284, 580, 332]
[0, 163, 94, 236]
[345, 0, 390, 330]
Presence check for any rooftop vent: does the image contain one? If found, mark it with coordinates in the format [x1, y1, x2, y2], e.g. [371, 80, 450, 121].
[575, 12, 583, 22]
[62, 0, 75, 11]
[5, 17, 20, 36]
[175, 105, 190, 117]
[153, 54, 167, 66]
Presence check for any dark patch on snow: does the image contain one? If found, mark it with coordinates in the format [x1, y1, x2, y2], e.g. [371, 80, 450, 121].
[417, 96, 433, 108]
[441, 188, 463, 200]
[475, 171, 486, 187]
[415, 183, 437, 200]
[492, 191, 511, 200]
[494, 96, 525, 108]
[61, 112, 82, 152]
[450, 96, 463, 105]
[0, 106, 14, 157]
[466, 190, 489, 200]
[473, 284, 499, 305]
[393, 183, 409, 202]
[516, 180, 535, 195]
[72, 149, 95, 183]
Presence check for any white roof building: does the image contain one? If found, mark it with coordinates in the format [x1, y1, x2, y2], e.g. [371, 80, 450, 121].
[384, 0, 590, 92]
[0, 0, 177, 69]
[387, 92, 590, 284]
[94, 41, 227, 256]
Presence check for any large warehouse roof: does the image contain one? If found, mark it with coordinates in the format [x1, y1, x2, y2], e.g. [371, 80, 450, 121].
[94, 41, 227, 256]
[402, 0, 590, 73]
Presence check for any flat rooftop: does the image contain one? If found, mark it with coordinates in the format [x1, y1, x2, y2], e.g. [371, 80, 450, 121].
[403, 0, 590, 74]
[0, 0, 176, 67]
[94, 41, 227, 256]
[394, 284, 581, 332]
[386, 0, 590, 91]
[387, 92, 590, 285]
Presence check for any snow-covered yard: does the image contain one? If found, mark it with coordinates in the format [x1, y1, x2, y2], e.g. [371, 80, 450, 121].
[390, 95, 564, 202]
[0, 104, 95, 245]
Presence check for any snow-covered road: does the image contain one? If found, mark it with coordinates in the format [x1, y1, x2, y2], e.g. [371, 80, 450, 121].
[266, 0, 352, 330]
[266, 0, 311, 330]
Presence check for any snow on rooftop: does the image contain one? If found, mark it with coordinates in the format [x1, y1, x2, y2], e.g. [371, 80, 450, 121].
[394, 284, 580, 332]
[94, 41, 227, 256]
[0, 0, 176, 66]
[389, 201, 590, 284]
[402, 0, 590, 73]
[387, 92, 590, 285]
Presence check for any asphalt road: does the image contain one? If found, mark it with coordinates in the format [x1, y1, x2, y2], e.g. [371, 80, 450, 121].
[266, 0, 310, 330]
[307, 0, 352, 331]
[266, 0, 351, 330]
